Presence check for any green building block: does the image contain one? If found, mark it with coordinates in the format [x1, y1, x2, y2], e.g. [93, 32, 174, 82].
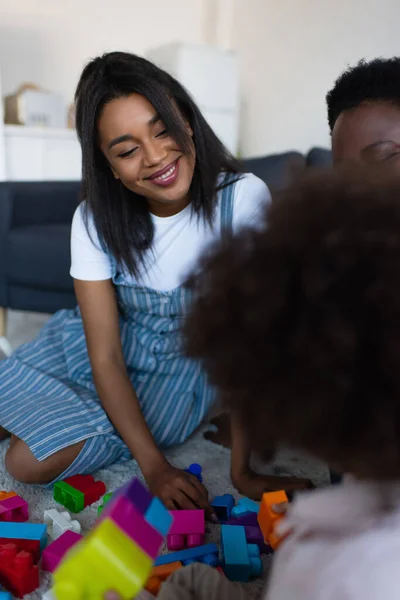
[97, 492, 113, 516]
[54, 481, 85, 513]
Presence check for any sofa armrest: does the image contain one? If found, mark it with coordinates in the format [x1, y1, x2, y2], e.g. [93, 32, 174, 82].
[0, 187, 13, 306]
[0, 181, 82, 228]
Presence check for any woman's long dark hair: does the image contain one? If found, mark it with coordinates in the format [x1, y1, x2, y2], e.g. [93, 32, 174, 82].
[75, 51, 242, 277]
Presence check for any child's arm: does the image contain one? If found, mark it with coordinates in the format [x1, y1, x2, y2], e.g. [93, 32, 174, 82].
[74, 278, 209, 511]
[230, 409, 312, 498]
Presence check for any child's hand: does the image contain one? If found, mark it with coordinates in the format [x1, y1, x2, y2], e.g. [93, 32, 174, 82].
[232, 468, 313, 500]
[146, 462, 214, 517]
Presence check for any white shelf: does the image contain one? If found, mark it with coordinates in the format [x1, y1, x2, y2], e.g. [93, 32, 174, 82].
[4, 125, 78, 139]
[2, 125, 81, 181]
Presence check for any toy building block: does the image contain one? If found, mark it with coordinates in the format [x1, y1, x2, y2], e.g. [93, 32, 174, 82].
[0, 522, 47, 553]
[0, 586, 11, 600]
[41, 530, 82, 572]
[0, 495, 29, 522]
[64, 475, 106, 507]
[53, 516, 153, 599]
[221, 525, 262, 582]
[98, 492, 113, 516]
[0, 493, 17, 502]
[210, 494, 235, 523]
[244, 525, 272, 554]
[0, 544, 39, 597]
[53, 481, 84, 513]
[257, 490, 288, 550]
[44, 509, 81, 541]
[225, 512, 259, 527]
[101, 495, 164, 560]
[185, 463, 203, 482]
[145, 497, 173, 537]
[155, 543, 219, 568]
[167, 510, 205, 550]
[231, 497, 260, 518]
[145, 561, 182, 595]
[54, 475, 106, 513]
[53, 477, 173, 600]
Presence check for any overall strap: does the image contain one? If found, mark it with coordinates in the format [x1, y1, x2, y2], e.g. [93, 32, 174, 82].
[220, 173, 237, 239]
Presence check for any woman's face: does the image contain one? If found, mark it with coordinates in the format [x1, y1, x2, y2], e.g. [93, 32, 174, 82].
[332, 102, 400, 168]
[98, 94, 196, 217]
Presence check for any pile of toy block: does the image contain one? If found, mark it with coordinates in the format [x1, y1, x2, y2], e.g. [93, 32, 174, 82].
[0, 461, 289, 599]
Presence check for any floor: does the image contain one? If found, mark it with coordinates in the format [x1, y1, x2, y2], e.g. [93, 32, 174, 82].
[2, 310, 330, 599]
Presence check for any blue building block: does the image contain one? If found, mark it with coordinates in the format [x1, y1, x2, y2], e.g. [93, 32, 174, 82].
[221, 525, 262, 582]
[211, 494, 235, 523]
[185, 463, 202, 482]
[0, 588, 11, 600]
[155, 543, 219, 567]
[231, 497, 260, 518]
[145, 497, 173, 537]
[0, 522, 48, 552]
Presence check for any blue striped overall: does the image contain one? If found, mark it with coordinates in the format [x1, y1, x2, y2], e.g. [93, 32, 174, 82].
[0, 177, 235, 483]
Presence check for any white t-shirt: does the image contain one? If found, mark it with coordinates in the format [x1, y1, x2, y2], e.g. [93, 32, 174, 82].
[70, 173, 270, 291]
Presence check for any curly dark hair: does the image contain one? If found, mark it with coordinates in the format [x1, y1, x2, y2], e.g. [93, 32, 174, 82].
[185, 166, 400, 479]
[326, 57, 400, 132]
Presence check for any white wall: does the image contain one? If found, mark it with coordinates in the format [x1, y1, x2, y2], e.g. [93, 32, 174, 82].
[0, 0, 206, 103]
[233, 0, 400, 156]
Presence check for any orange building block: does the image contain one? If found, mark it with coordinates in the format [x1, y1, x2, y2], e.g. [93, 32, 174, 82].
[145, 561, 182, 595]
[258, 491, 288, 550]
[0, 493, 17, 502]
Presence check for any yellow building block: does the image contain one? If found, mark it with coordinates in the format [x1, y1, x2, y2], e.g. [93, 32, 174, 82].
[53, 517, 153, 600]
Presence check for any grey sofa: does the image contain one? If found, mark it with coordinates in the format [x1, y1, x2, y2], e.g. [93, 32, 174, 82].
[0, 147, 332, 321]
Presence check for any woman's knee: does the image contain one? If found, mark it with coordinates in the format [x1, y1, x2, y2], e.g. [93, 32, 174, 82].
[5, 438, 85, 484]
[5, 440, 42, 483]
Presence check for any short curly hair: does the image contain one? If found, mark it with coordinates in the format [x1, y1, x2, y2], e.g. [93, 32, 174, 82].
[326, 57, 400, 131]
[185, 166, 400, 478]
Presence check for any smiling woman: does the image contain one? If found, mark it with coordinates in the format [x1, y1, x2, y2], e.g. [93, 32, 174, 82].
[0, 51, 299, 508]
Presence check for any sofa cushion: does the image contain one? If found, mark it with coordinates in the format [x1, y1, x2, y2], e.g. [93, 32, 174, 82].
[7, 224, 73, 292]
[306, 147, 332, 168]
[243, 152, 306, 192]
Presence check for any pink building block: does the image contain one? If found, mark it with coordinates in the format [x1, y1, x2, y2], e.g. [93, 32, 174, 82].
[102, 495, 163, 560]
[167, 510, 205, 551]
[0, 496, 29, 522]
[42, 530, 82, 573]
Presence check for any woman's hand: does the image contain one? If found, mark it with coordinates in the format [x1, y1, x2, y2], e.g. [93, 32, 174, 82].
[146, 461, 211, 513]
[232, 467, 313, 500]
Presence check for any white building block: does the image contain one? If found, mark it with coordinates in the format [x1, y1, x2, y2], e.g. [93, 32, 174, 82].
[44, 509, 81, 540]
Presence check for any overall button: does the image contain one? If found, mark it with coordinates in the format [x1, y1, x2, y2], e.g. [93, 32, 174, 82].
[96, 426, 104, 433]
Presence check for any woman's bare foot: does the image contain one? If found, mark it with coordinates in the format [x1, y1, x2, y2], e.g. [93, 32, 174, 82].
[232, 469, 314, 500]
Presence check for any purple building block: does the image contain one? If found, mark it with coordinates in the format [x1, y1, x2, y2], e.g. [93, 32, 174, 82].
[115, 478, 152, 515]
[244, 525, 272, 554]
[104, 495, 163, 560]
[42, 530, 82, 572]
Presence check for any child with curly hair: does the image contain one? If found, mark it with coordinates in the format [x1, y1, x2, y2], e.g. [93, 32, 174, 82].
[181, 164, 400, 600]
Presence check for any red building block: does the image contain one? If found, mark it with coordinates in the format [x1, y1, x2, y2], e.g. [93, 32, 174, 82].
[0, 539, 41, 563]
[0, 544, 39, 598]
[167, 510, 205, 551]
[64, 475, 106, 508]
[0, 496, 29, 523]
